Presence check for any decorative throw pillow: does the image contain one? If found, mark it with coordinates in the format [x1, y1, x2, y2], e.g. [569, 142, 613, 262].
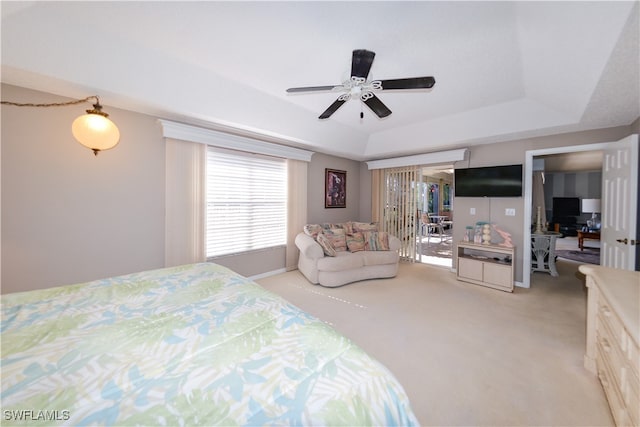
[363, 231, 390, 251]
[303, 224, 323, 239]
[316, 232, 336, 257]
[324, 228, 347, 252]
[346, 232, 366, 252]
[353, 221, 379, 233]
[339, 221, 355, 234]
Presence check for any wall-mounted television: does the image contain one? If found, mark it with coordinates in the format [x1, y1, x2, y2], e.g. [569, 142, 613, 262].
[552, 197, 580, 218]
[454, 164, 523, 197]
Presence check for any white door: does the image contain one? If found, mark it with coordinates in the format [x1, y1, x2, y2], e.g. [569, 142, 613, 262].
[601, 134, 638, 270]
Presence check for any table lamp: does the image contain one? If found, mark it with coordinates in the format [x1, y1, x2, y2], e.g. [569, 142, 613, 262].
[582, 198, 601, 230]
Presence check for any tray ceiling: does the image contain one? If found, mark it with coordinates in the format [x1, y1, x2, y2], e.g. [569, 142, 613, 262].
[1, 1, 638, 160]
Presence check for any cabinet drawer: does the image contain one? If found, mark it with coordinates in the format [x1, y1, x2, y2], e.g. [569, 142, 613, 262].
[625, 369, 639, 426]
[597, 324, 625, 391]
[623, 333, 640, 382]
[483, 263, 512, 288]
[598, 297, 625, 349]
[597, 345, 632, 427]
[458, 257, 483, 280]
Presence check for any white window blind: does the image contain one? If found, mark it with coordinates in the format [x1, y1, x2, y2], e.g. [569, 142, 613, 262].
[206, 147, 287, 258]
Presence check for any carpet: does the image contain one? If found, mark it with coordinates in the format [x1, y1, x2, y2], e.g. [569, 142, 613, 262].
[255, 262, 613, 426]
[556, 249, 600, 264]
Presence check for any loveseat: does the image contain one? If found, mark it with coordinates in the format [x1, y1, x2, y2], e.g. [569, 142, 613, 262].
[295, 221, 401, 287]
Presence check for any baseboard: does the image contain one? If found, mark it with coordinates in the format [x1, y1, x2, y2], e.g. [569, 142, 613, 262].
[249, 268, 287, 281]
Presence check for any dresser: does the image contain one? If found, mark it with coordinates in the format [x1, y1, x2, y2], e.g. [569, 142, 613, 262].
[580, 265, 640, 426]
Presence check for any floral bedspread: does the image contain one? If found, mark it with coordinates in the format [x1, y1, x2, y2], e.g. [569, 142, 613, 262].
[1, 263, 418, 426]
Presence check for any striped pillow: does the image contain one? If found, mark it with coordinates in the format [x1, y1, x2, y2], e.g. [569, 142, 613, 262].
[316, 232, 336, 257]
[346, 232, 366, 252]
[353, 222, 379, 232]
[303, 224, 323, 239]
[324, 228, 347, 252]
[363, 231, 390, 251]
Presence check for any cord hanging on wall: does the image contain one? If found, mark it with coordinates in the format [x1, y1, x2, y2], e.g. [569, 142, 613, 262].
[1, 95, 120, 155]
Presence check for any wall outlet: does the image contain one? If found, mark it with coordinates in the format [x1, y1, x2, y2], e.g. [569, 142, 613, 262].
[470, 208, 476, 215]
[505, 208, 516, 216]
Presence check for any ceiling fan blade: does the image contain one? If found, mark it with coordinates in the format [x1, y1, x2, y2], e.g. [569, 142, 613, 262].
[318, 97, 347, 119]
[379, 76, 436, 90]
[351, 49, 376, 79]
[286, 85, 340, 93]
[363, 93, 392, 118]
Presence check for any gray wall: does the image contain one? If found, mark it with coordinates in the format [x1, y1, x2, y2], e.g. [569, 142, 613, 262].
[545, 171, 602, 224]
[449, 128, 634, 282]
[2, 84, 165, 293]
[1, 84, 367, 293]
[3, 84, 637, 292]
[306, 152, 363, 224]
[355, 127, 636, 282]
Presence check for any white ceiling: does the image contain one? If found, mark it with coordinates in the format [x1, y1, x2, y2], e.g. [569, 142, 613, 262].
[2, 1, 638, 161]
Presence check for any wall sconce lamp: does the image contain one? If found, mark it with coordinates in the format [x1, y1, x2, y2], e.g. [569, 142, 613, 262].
[1, 95, 120, 155]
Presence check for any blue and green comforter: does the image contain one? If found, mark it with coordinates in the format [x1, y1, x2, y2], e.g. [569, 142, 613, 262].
[1, 263, 417, 426]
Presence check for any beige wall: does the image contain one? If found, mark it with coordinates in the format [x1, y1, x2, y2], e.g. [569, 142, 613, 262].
[450, 126, 635, 283]
[216, 152, 365, 276]
[306, 152, 363, 224]
[3, 84, 637, 291]
[1, 84, 367, 292]
[355, 125, 637, 282]
[2, 84, 165, 293]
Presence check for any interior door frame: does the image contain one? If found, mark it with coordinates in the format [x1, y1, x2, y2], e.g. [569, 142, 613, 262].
[522, 142, 609, 288]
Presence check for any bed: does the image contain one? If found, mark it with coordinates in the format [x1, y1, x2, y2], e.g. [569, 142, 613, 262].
[1, 263, 418, 426]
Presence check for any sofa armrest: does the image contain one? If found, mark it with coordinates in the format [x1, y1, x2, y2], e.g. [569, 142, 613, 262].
[388, 235, 402, 252]
[295, 232, 324, 260]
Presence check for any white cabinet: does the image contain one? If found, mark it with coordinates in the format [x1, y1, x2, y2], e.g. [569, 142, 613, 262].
[456, 242, 514, 292]
[580, 265, 640, 427]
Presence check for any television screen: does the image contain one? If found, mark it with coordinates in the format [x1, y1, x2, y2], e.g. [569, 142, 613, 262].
[454, 164, 523, 197]
[552, 197, 580, 218]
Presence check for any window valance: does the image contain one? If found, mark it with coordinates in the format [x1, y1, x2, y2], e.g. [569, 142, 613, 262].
[159, 119, 314, 162]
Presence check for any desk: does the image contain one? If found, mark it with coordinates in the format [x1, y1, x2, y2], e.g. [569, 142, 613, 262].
[531, 232, 562, 277]
[577, 231, 600, 251]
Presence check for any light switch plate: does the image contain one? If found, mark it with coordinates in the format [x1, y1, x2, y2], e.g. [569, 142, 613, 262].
[505, 208, 516, 216]
[470, 208, 476, 215]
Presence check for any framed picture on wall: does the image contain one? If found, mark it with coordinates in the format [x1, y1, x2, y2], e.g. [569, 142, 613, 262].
[325, 168, 346, 208]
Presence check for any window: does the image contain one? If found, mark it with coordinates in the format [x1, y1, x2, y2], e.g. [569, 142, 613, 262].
[206, 147, 287, 258]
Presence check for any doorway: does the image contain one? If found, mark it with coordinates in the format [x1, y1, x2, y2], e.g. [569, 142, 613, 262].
[524, 142, 610, 287]
[417, 166, 454, 268]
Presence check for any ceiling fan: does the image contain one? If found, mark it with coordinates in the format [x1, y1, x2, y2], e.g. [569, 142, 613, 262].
[286, 49, 435, 120]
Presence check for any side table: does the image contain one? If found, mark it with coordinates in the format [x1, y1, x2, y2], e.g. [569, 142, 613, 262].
[531, 232, 562, 277]
[577, 230, 600, 251]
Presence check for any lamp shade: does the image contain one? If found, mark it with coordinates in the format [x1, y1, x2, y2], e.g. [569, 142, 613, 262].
[581, 198, 601, 214]
[72, 112, 120, 155]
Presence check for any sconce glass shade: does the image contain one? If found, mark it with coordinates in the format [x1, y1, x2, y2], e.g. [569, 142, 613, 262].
[72, 109, 120, 155]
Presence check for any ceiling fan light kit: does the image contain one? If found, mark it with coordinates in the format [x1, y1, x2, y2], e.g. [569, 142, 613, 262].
[286, 49, 435, 120]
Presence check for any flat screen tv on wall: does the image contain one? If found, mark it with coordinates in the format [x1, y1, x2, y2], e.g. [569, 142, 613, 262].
[454, 164, 523, 197]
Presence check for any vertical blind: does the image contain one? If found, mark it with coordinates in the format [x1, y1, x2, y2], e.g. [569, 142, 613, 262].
[206, 147, 287, 258]
[382, 166, 419, 262]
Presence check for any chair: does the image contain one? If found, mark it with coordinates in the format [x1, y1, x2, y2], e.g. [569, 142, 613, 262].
[419, 213, 431, 236]
[426, 214, 445, 242]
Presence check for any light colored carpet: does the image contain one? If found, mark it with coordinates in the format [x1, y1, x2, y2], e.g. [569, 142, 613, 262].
[256, 259, 613, 426]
